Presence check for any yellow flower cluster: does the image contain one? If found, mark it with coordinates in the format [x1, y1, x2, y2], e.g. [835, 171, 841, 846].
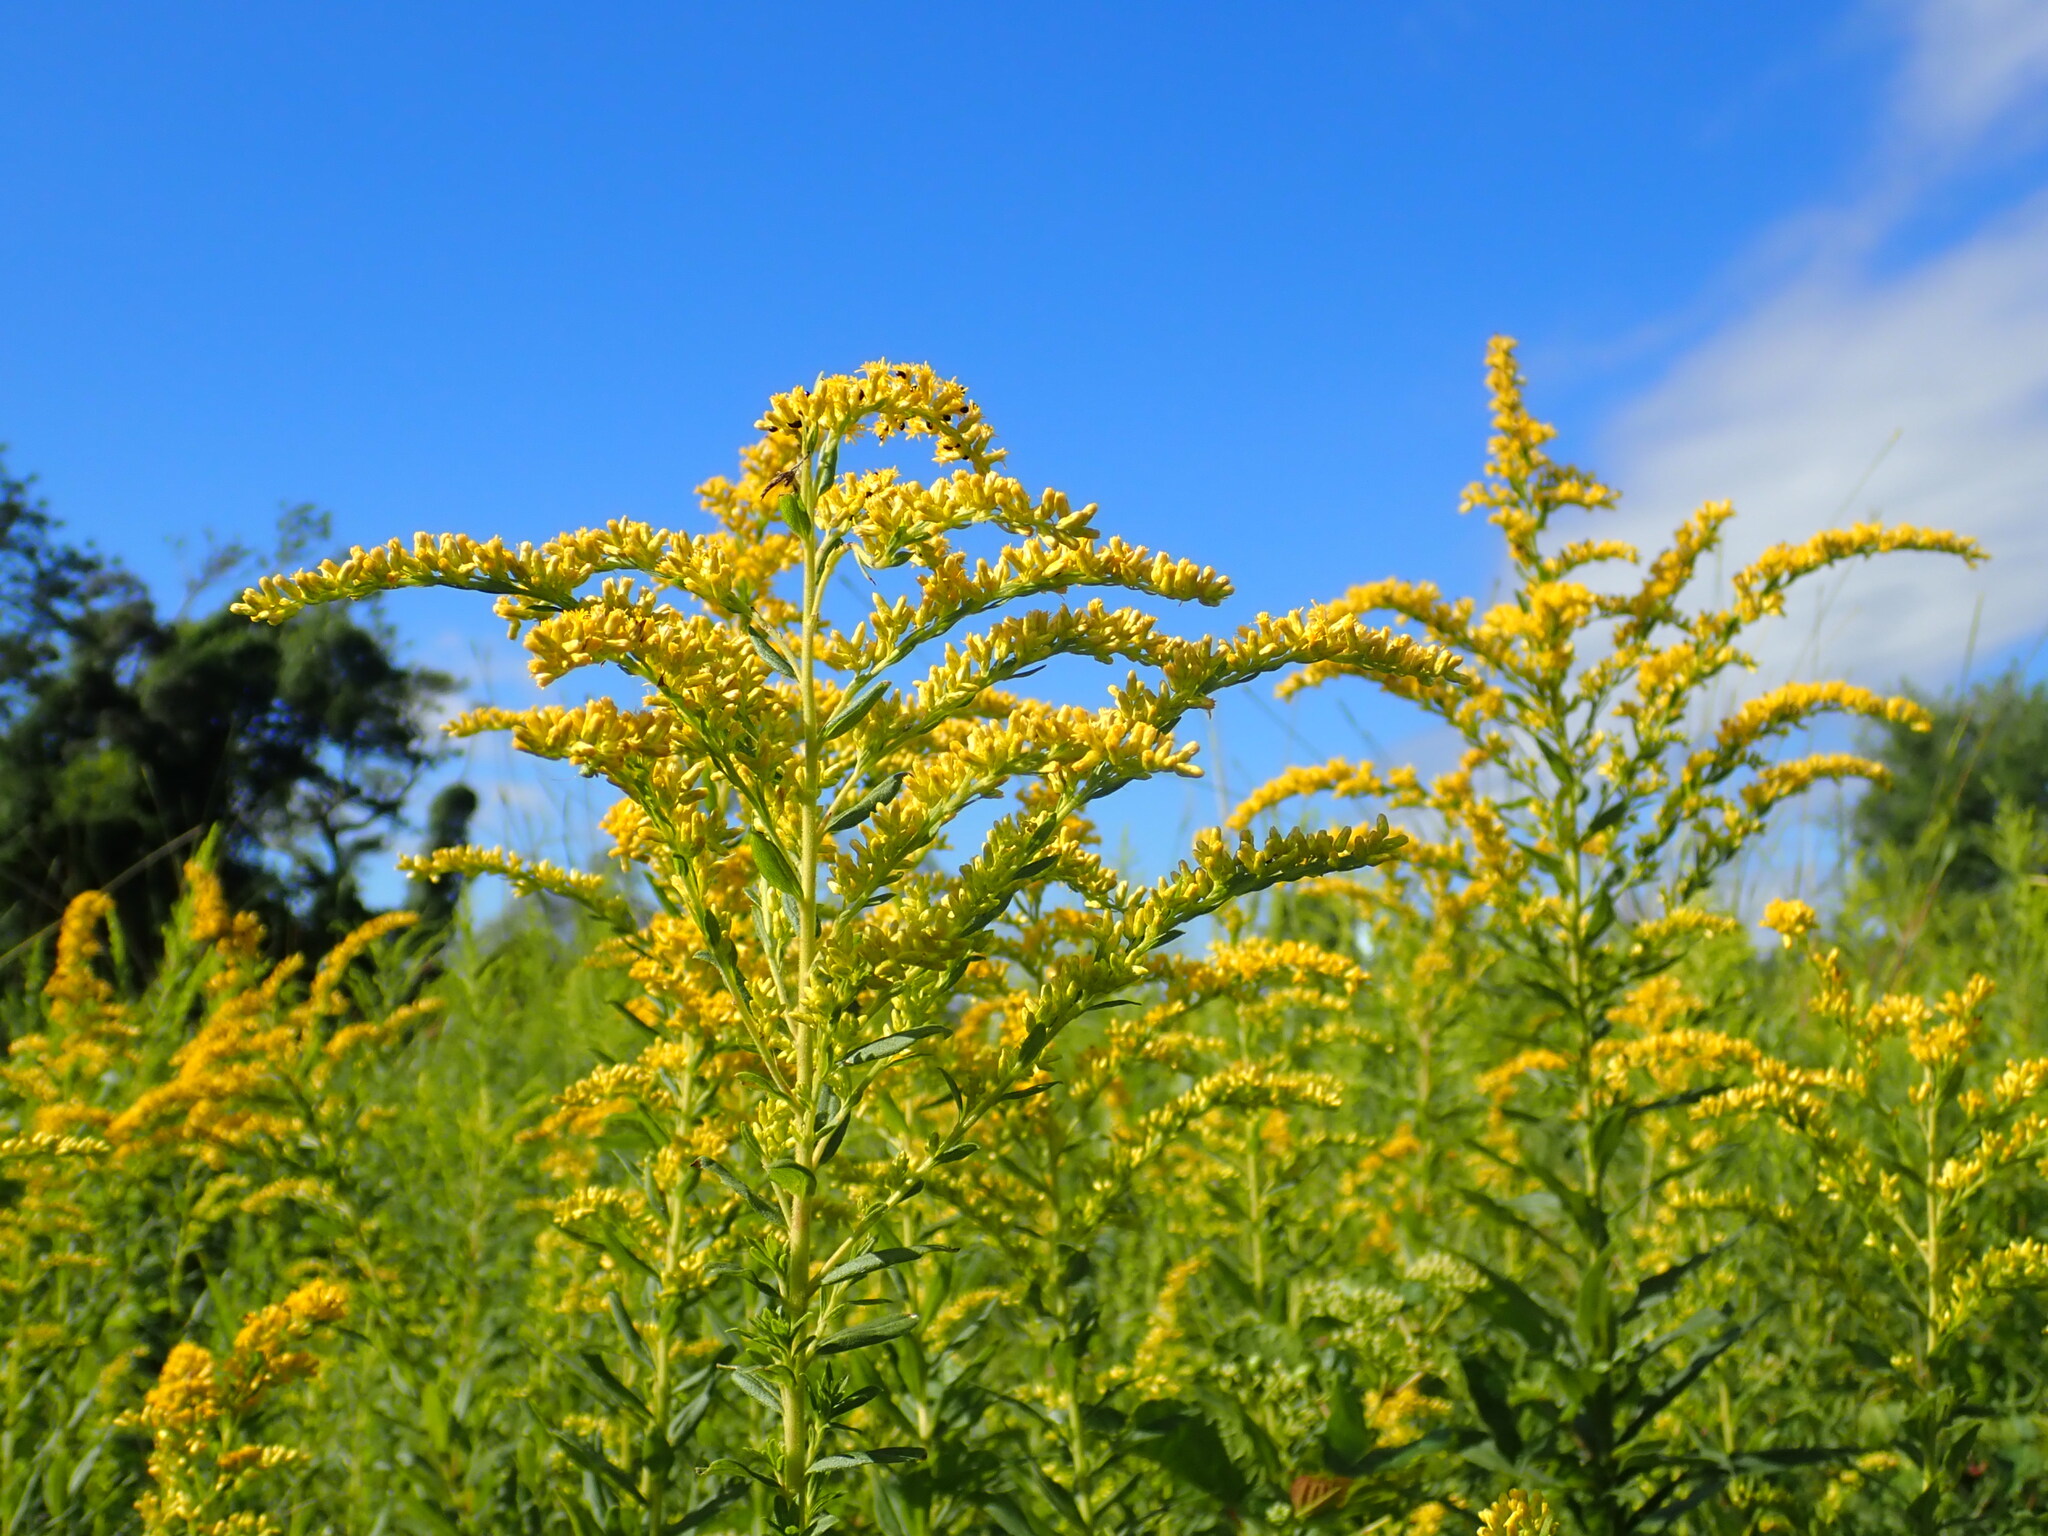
[132, 1281, 350, 1536]
[1759, 898, 1819, 948]
[1477, 1488, 1560, 1535]
[1732, 521, 1984, 622]
[233, 520, 675, 627]
[754, 360, 1004, 468]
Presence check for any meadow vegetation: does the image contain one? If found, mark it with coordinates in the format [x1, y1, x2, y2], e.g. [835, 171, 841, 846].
[2, 342, 2041, 1536]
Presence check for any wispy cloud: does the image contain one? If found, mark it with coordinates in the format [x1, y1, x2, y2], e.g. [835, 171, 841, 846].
[1598, 0, 2048, 690]
[1892, 0, 2048, 150]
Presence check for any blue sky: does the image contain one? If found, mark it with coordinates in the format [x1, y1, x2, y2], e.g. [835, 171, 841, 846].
[6, 2, 2047, 886]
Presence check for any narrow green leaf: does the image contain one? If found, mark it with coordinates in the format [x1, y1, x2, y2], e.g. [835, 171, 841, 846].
[1626, 1238, 1735, 1322]
[668, 1479, 747, 1534]
[606, 1292, 653, 1372]
[573, 1350, 650, 1422]
[824, 1384, 884, 1417]
[826, 771, 908, 833]
[1584, 798, 1628, 838]
[701, 1456, 781, 1491]
[1464, 1260, 1564, 1354]
[692, 1157, 779, 1220]
[823, 681, 889, 741]
[547, 1428, 646, 1504]
[742, 622, 797, 679]
[815, 1313, 920, 1356]
[810, 1447, 926, 1474]
[722, 1367, 784, 1418]
[840, 1023, 949, 1066]
[1617, 1321, 1747, 1447]
[818, 1245, 955, 1289]
[746, 828, 802, 898]
[1128, 1401, 1249, 1506]
[1459, 1352, 1523, 1464]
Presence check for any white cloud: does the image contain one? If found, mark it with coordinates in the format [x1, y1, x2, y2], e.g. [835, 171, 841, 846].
[1595, 3, 2048, 692]
[1892, 0, 2048, 150]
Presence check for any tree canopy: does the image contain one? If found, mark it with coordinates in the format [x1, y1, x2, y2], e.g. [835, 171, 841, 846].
[1854, 670, 2048, 891]
[0, 451, 462, 963]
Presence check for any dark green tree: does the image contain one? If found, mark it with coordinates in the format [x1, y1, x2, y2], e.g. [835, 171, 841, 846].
[1854, 671, 2048, 892]
[0, 449, 458, 963]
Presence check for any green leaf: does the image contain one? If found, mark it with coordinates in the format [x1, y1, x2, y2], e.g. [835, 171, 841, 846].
[840, 1024, 949, 1066]
[823, 681, 889, 741]
[1128, 1401, 1248, 1506]
[824, 1384, 884, 1418]
[571, 1350, 650, 1422]
[723, 1366, 784, 1418]
[741, 621, 798, 679]
[1465, 1260, 1564, 1354]
[668, 1480, 747, 1534]
[1617, 1320, 1747, 1447]
[1514, 1151, 1608, 1248]
[1321, 1370, 1369, 1470]
[1626, 1239, 1734, 1322]
[766, 1161, 818, 1198]
[1459, 1352, 1523, 1464]
[668, 1386, 714, 1446]
[1028, 1468, 1087, 1531]
[1458, 1186, 1569, 1257]
[1584, 798, 1628, 838]
[701, 1456, 781, 1491]
[547, 1427, 646, 1504]
[746, 827, 803, 897]
[815, 1313, 921, 1356]
[693, 1157, 780, 1220]
[777, 492, 813, 538]
[826, 771, 908, 834]
[607, 1292, 653, 1372]
[998, 1080, 1058, 1102]
[810, 1447, 926, 1474]
[983, 1494, 1051, 1536]
[1589, 1106, 1631, 1182]
[933, 1142, 980, 1164]
[818, 1245, 956, 1289]
[1575, 1263, 1613, 1356]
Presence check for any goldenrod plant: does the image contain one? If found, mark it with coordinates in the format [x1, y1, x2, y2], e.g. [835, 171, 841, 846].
[1701, 901, 2048, 1530]
[1230, 338, 1984, 1532]
[0, 853, 444, 1533]
[128, 1280, 350, 1536]
[7, 344, 2043, 1536]
[234, 362, 1454, 1536]
[928, 921, 1383, 1533]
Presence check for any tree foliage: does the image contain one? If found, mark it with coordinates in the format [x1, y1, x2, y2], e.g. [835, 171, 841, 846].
[1853, 672, 2048, 893]
[0, 452, 458, 964]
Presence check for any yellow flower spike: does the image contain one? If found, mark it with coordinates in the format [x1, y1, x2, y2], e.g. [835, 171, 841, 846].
[1743, 752, 1891, 816]
[1228, 757, 1389, 832]
[1716, 680, 1929, 756]
[1460, 336, 1617, 566]
[1733, 521, 1986, 622]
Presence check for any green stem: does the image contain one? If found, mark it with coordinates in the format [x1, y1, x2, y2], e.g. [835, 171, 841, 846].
[780, 452, 827, 1526]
